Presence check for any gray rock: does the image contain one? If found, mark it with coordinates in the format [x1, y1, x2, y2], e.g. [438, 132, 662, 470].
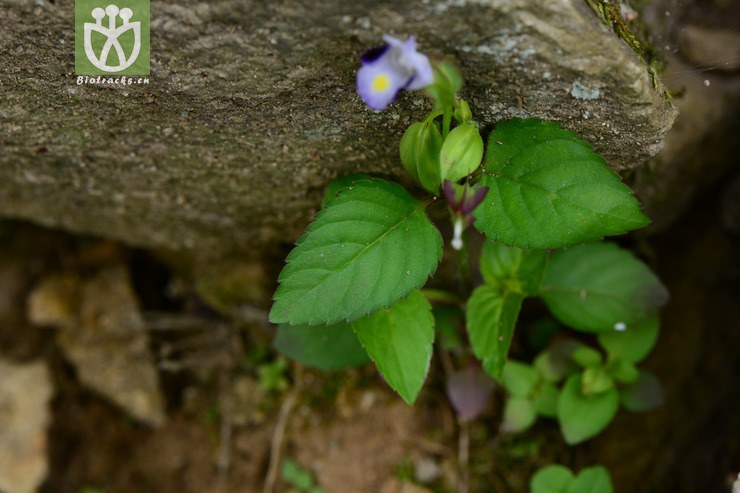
[0, 0, 675, 258]
[27, 267, 166, 426]
[0, 359, 52, 493]
[633, 2, 740, 231]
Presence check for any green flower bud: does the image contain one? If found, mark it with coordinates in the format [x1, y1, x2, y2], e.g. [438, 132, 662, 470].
[399, 120, 443, 193]
[439, 121, 484, 183]
[454, 99, 473, 123]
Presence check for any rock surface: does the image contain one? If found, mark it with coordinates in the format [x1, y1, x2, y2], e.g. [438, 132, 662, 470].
[0, 359, 53, 493]
[27, 267, 166, 426]
[0, 0, 675, 257]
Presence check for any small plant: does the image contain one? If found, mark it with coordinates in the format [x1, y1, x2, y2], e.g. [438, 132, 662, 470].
[531, 464, 613, 493]
[257, 357, 290, 393]
[499, 314, 664, 442]
[281, 458, 327, 493]
[270, 35, 668, 488]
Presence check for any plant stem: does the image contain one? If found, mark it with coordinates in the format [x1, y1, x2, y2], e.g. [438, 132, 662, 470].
[262, 365, 302, 493]
[420, 289, 464, 305]
[458, 420, 470, 493]
[443, 105, 452, 139]
[456, 229, 473, 294]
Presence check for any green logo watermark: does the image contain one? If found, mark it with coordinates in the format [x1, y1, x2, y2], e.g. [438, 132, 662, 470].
[75, 0, 150, 76]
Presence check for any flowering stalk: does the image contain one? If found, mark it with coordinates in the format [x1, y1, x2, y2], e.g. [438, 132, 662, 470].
[357, 36, 486, 253]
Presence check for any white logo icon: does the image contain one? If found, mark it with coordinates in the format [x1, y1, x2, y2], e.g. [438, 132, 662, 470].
[84, 4, 141, 72]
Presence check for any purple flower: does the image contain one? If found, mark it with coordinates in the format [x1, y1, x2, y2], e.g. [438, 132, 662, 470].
[357, 35, 434, 111]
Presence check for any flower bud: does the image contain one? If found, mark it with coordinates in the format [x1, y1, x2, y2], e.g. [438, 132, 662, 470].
[454, 99, 472, 123]
[440, 121, 484, 183]
[400, 120, 443, 193]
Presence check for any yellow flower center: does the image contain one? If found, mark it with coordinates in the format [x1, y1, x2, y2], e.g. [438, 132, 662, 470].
[371, 73, 391, 92]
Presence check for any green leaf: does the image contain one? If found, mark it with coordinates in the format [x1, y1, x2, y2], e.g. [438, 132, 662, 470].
[532, 381, 560, 417]
[607, 359, 640, 383]
[501, 361, 540, 397]
[558, 374, 619, 444]
[540, 242, 669, 332]
[607, 359, 640, 384]
[571, 346, 603, 368]
[474, 119, 649, 249]
[321, 173, 372, 208]
[281, 459, 314, 489]
[351, 291, 435, 405]
[569, 466, 613, 493]
[501, 397, 537, 433]
[530, 465, 574, 493]
[270, 179, 442, 325]
[620, 371, 664, 412]
[274, 322, 369, 370]
[581, 367, 615, 395]
[466, 286, 524, 379]
[480, 241, 548, 295]
[598, 316, 660, 364]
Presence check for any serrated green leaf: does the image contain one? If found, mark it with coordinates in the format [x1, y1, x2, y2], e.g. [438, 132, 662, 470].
[274, 322, 369, 370]
[620, 371, 664, 412]
[474, 119, 649, 249]
[598, 316, 660, 364]
[533, 381, 560, 417]
[351, 291, 434, 405]
[581, 367, 614, 395]
[501, 397, 537, 433]
[466, 286, 524, 379]
[540, 243, 669, 332]
[501, 361, 540, 397]
[558, 374, 619, 444]
[486, 119, 588, 164]
[569, 466, 613, 493]
[321, 174, 372, 208]
[480, 241, 548, 295]
[530, 465, 574, 493]
[270, 179, 442, 325]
